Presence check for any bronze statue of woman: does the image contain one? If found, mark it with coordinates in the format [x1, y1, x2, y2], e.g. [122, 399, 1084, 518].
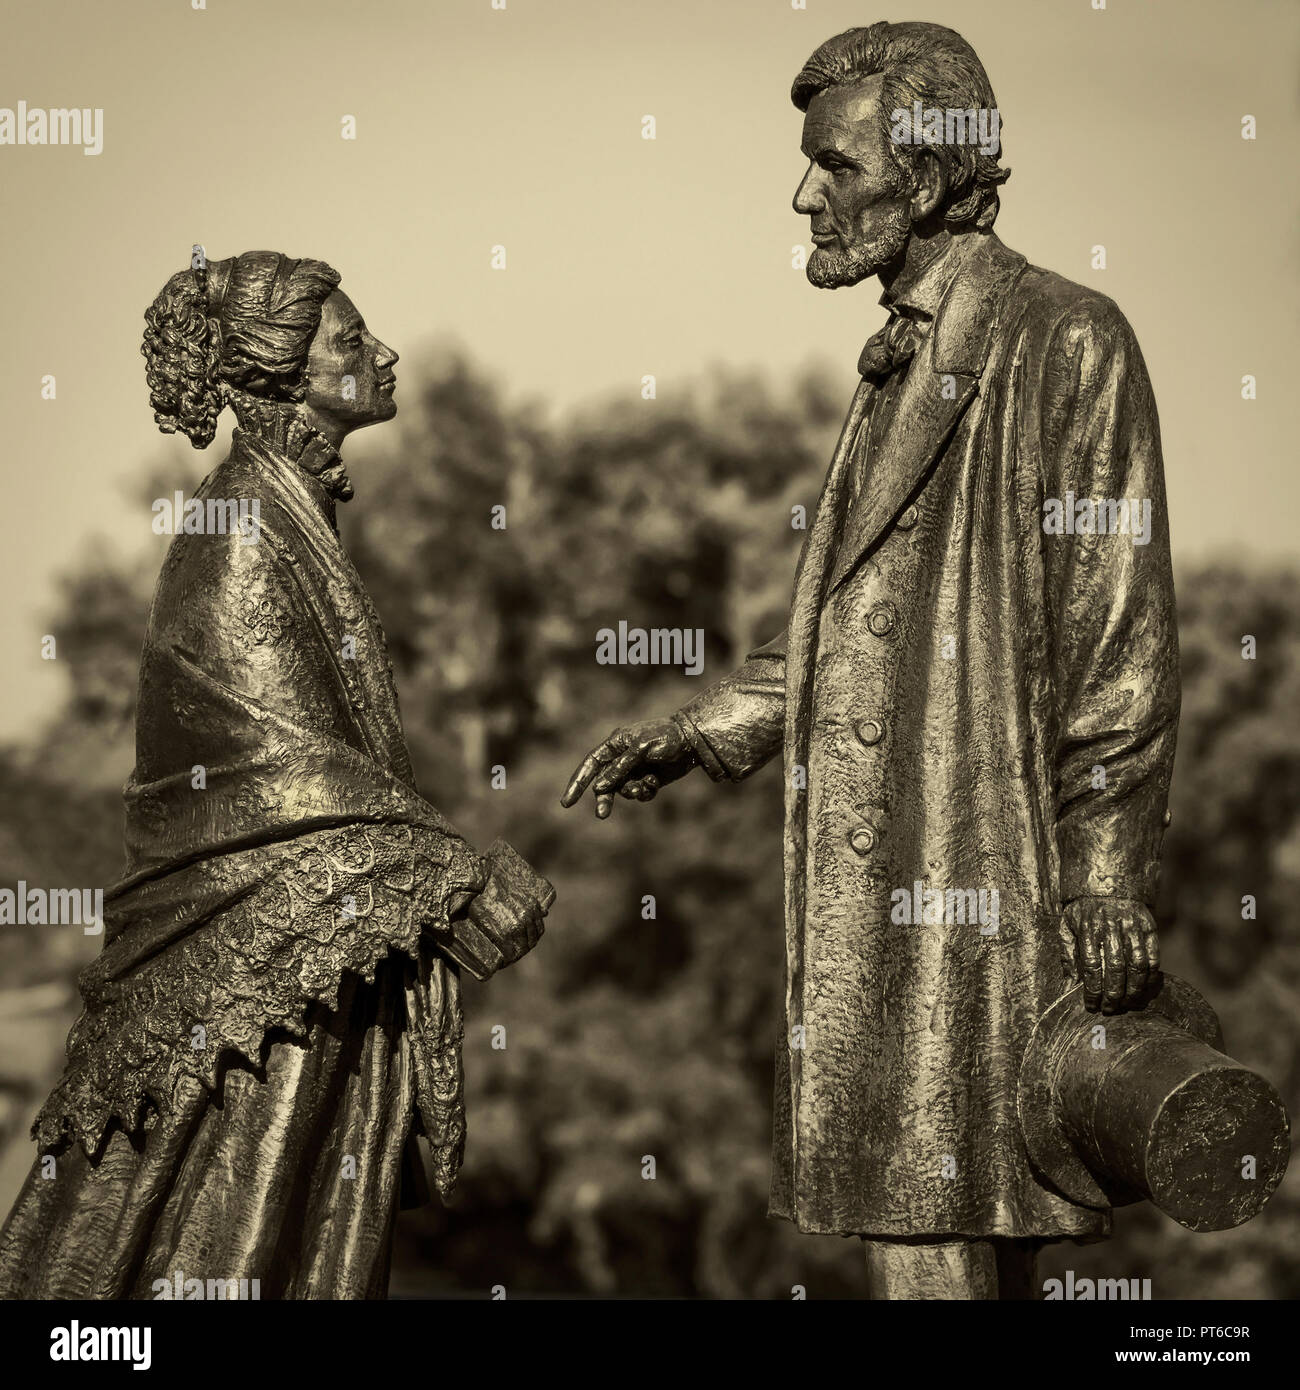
[0, 250, 552, 1299]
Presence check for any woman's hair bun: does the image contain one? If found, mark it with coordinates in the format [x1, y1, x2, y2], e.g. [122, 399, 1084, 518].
[141, 252, 340, 450]
[141, 268, 223, 449]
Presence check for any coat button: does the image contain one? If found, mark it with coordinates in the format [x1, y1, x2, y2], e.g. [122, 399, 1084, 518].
[897, 503, 919, 530]
[849, 826, 876, 854]
[1163, 809, 1172, 827]
[867, 604, 895, 637]
[856, 718, 885, 746]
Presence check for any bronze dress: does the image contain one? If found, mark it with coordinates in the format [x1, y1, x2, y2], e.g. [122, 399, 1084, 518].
[0, 416, 485, 1298]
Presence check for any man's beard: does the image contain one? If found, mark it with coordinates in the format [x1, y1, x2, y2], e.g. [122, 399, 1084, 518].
[807, 205, 911, 289]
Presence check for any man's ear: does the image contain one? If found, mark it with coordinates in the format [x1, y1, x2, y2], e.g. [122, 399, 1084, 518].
[908, 149, 948, 223]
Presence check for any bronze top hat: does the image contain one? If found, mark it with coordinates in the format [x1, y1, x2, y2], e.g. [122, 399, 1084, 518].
[1019, 974, 1290, 1232]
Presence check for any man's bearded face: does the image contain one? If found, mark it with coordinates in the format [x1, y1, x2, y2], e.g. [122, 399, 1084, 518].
[794, 77, 914, 289]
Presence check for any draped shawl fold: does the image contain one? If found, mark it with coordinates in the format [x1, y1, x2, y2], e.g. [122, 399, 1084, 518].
[33, 429, 486, 1198]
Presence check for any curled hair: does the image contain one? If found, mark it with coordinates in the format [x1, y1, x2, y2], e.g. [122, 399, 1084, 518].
[792, 22, 1011, 231]
[141, 268, 222, 448]
[141, 251, 341, 449]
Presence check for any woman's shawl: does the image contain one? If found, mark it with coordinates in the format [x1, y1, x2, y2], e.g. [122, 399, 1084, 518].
[35, 431, 486, 1195]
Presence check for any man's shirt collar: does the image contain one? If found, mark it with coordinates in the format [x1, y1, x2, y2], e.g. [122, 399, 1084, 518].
[879, 232, 977, 322]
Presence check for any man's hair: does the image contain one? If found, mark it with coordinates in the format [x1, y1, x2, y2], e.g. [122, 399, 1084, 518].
[791, 21, 1010, 231]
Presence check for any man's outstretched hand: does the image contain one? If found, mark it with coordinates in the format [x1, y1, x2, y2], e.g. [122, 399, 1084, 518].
[1058, 895, 1160, 1014]
[561, 716, 699, 819]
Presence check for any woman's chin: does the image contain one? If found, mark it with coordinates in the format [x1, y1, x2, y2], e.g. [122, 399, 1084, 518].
[356, 397, 397, 427]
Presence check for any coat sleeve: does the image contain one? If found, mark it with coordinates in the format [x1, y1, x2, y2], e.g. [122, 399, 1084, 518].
[673, 630, 787, 782]
[1038, 296, 1179, 907]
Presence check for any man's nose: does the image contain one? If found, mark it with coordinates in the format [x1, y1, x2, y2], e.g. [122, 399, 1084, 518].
[376, 342, 398, 369]
[792, 165, 823, 216]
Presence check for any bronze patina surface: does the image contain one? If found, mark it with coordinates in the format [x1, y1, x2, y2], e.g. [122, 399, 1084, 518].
[0, 250, 552, 1299]
[1020, 976, 1290, 1232]
[562, 21, 1290, 1298]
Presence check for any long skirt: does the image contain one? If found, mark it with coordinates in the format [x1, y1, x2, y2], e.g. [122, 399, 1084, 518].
[0, 961, 416, 1300]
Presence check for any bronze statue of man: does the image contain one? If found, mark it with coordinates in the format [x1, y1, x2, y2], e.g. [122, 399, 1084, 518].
[564, 21, 1179, 1299]
[0, 250, 552, 1299]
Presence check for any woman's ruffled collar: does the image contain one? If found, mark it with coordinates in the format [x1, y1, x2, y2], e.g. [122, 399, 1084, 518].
[224, 390, 354, 503]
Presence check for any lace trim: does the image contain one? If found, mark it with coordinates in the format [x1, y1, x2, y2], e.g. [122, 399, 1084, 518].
[33, 822, 482, 1176]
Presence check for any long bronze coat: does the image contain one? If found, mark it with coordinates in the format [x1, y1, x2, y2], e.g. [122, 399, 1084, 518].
[679, 231, 1179, 1239]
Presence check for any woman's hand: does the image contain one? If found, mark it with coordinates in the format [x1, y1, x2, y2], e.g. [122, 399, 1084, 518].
[464, 857, 547, 970]
[433, 839, 553, 981]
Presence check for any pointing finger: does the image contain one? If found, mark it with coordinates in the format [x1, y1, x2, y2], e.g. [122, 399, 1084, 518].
[561, 734, 624, 807]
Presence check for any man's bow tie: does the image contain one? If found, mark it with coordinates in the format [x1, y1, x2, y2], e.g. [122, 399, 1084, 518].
[858, 312, 925, 382]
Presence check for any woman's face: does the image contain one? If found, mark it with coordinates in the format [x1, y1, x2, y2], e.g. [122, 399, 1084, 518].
[301, 290, 398, 442]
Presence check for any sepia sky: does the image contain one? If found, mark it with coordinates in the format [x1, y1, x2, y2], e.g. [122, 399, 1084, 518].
[1, 0, 1297, 741]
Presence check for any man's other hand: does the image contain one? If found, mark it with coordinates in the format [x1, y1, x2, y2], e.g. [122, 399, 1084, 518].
[1058, 895, 1160, 1014]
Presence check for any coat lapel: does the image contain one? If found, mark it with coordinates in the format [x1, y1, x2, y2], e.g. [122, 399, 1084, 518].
[827, 235, 1027, 595]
